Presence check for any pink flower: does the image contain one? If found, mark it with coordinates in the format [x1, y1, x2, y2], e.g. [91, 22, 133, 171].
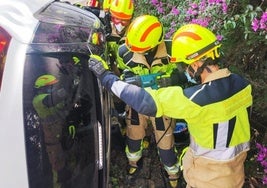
[189, 3, 198, 9]
[222, 2, 228, 13]
[190, 18, 209, 27]
[217, 35, 223, 41]
[171, 7, 179, 16]
[251, 18, 259, 32]
[150, 0, 158, 6]
[263, 175, 267, 185]
[157, 7, 164, 14]
[261, 12, 267, 22]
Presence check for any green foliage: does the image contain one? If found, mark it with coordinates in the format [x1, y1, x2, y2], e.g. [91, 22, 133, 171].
[134, 1, 267, 45]
[224, 3, 267, 45]
[135, 0, 231, 39]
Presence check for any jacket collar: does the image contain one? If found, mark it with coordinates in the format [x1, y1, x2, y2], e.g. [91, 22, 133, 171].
[203, 68, 231, 83]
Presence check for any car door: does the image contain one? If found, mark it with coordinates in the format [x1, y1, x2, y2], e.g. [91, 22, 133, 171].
[8, 1, 110, 188]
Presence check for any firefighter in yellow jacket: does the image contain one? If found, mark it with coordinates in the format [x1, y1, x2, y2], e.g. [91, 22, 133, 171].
[106, 0, 134, 143]
[116, 15, 180, 187]
[88, 23, 253, 188]
[107, 0, 134, 75]
[32, 74, 71, 186]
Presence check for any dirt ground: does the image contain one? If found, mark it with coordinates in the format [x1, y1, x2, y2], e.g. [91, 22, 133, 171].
[109, 148, 173, 188]
[108, 122, 189, 188]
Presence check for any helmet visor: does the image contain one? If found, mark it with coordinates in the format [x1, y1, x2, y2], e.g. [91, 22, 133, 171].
[171, 40, 220, 63]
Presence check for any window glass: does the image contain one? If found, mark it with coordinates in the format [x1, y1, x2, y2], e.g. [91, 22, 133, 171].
[23, 2, 107, 187]
[23, 53, 102, 188]
[33, 1, 106, 55]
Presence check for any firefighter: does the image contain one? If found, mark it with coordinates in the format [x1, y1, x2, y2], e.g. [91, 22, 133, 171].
[32, 74, 71, 186]
[88, 23, 253, 188]
[107, 0, 134, 75]
[115, 15, 180, 187]
[106, 0, 134, 144]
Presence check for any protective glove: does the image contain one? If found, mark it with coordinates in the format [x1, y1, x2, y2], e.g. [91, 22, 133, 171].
[88, 55, 109, 78]
[170, 68, 188, 87]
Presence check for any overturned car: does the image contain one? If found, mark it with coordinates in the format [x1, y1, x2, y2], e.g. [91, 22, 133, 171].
[0, 0, 111, 187]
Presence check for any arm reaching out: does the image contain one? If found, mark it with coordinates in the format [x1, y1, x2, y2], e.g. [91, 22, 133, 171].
[88, 55, 157, 116]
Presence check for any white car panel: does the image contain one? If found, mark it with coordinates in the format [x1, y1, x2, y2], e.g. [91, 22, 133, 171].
[0, 37, 29, 188]
[0, 0, 52, 43]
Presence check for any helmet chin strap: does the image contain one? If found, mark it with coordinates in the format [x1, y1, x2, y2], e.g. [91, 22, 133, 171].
[188, 58, 213, 84]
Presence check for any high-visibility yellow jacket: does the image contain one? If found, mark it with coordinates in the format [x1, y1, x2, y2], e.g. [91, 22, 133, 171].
[100, 68, 252, 160]
[117, 41, 176, 76]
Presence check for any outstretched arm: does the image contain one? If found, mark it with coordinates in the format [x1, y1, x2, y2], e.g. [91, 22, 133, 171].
[88, 55, 157, 116]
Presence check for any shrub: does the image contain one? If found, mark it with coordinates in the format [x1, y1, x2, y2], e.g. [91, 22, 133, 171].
[135, 0, 230, 39]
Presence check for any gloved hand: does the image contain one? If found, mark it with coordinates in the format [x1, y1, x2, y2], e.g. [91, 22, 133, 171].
[88, 55, 109, 78]
[170, 68, 188, 87]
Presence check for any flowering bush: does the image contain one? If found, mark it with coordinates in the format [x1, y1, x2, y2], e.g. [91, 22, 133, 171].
[256, 143, 267, 185]
[135, 0, 267, 44]
[251, 11, 267, 32]
[135, 0, 230, 39]
[224, 3, 267, 45]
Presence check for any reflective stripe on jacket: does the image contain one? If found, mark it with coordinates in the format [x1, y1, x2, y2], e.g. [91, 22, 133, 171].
[148, 68, 252, 160]
[117, 41, 176, 76]
[100, 68, 252, 161]
[107, 23, 126, 68]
